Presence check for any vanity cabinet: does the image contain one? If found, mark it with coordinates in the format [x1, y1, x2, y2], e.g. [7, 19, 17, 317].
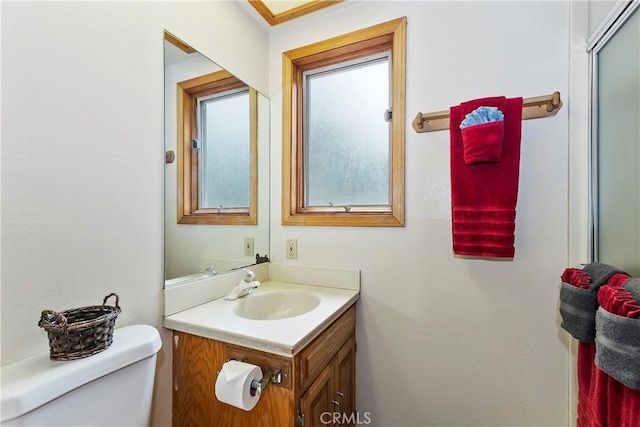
[299, 337, 355, 427]
[172, 305, 356, 427]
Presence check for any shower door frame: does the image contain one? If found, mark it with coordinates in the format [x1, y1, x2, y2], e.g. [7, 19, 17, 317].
[587, 0, 640, 264]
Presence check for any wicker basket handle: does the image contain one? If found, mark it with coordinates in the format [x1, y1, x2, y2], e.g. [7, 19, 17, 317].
[38, 309, 68, 330]
[102, 292, 120, 309]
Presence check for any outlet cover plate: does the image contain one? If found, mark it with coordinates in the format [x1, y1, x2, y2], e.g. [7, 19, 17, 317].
[286, 239, 297, 259]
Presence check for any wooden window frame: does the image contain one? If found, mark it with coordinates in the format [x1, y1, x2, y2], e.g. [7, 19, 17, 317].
[282, 17, 406, 227]
[176, 70, 258, 225]
[248, 0, 344, 26]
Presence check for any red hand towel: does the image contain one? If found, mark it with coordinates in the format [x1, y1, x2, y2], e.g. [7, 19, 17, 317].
[461, 120, 504, 165]
[607, 378, 640, 427]
[577, 273, 640, 427]
[598, 274, 640, 318]
[577, 342, 608, 427]
[562, 269, 606, 427]
[450, 96, 523, 258]
[597, 275, 640, 427]
[577, 342, 640, 427]
[561, 267, 592, 289]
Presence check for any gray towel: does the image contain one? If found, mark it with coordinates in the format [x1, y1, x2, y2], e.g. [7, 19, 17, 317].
[595, 307, 640, 391]
[583, 262, 627, 289]
[623, 278, 640, 302]
[559, 282, 598, 342]
[559, 263, 628, 342]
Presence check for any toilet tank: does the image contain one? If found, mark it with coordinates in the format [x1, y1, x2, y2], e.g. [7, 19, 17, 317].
[1, 324, 162, 426]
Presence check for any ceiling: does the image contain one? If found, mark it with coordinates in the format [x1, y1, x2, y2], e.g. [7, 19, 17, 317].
[163, 2, 346, 64]
[248, 0, 344, 26]
[262, 0, 312, 14]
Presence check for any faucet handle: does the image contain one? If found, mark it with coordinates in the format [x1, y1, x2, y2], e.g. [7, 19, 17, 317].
[242, 268, 255, 281]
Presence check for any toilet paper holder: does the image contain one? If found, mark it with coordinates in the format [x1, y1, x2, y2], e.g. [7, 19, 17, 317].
[249, 366, 282, 396]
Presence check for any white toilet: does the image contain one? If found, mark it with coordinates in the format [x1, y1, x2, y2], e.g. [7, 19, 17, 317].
[1, 324, 162, 426]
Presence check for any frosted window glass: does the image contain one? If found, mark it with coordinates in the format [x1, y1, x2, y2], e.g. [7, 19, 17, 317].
[305, 57, 390, 207]
[200, 90, 250, 209]
[596, 7, 640, 275]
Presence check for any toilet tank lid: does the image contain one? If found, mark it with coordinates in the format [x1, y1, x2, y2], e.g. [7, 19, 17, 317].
[1, 324, 162, 422]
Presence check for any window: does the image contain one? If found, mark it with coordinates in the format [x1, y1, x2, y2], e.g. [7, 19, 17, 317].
[176, 70, 258, 225]
[198, 88, 250, 209]
[282, 17, 407, 226]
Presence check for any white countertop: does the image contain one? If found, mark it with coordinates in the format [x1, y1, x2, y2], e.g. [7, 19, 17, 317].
[163, 280, 359, 357]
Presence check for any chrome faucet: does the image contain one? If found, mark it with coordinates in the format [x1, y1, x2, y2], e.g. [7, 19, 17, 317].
[224, 269, 261, 300]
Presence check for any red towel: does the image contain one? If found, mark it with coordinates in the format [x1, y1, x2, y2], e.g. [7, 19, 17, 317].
[607, 379, 640, 427]
[577, 273, 640, 427]
[598, 275, 640, 318]
[561, 268, 605, 427]
[597, 275, 640, 427]
[450, 96, 523, 258]
[561, 267, 592, 289]
[461, 120, 504, 165]
[577, 344, 640, 427]
[577, 342, 607, 427]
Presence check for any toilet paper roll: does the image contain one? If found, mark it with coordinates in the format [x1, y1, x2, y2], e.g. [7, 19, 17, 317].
[215, 360, 263, 411]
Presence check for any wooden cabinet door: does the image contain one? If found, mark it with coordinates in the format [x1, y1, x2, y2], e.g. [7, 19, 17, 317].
[299, 336, 356, 427]
[299, 363, 335, 427]
[172, 332, 222, 427]
[173, 332, 295, 427]
[333, 337, 356, 426]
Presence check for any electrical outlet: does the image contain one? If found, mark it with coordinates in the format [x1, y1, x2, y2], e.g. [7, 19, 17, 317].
[286, 239, 297, 260]
[244, 237, 254, 257]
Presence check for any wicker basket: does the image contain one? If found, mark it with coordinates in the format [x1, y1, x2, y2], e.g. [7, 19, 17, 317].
[38, 293, 121, 361]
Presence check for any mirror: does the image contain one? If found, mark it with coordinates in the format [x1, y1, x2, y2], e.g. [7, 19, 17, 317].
[164, 31, 270, 286]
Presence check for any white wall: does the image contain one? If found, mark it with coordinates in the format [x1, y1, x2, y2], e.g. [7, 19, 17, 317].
[1, 2, 267, 425]
[268, 2, 571, 426]
[588, 0, 623, 36]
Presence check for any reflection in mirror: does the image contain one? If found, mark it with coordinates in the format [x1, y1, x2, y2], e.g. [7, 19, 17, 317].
[164, 31, 269, 286]
[176, 70, 257, 224]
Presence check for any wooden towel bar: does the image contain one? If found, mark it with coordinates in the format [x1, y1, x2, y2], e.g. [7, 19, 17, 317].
[412, 91, 563, 133]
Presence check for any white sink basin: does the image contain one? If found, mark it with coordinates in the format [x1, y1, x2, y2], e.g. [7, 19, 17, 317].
[233, 290, 321, 320]
[164, 280, 360, 355]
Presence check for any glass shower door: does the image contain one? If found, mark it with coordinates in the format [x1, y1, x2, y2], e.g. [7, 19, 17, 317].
[593, 5, 640, 275]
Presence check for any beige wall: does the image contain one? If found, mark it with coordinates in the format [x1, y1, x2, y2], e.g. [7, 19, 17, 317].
[268, 1, 571, 425]
[1, 2, 267, 425]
